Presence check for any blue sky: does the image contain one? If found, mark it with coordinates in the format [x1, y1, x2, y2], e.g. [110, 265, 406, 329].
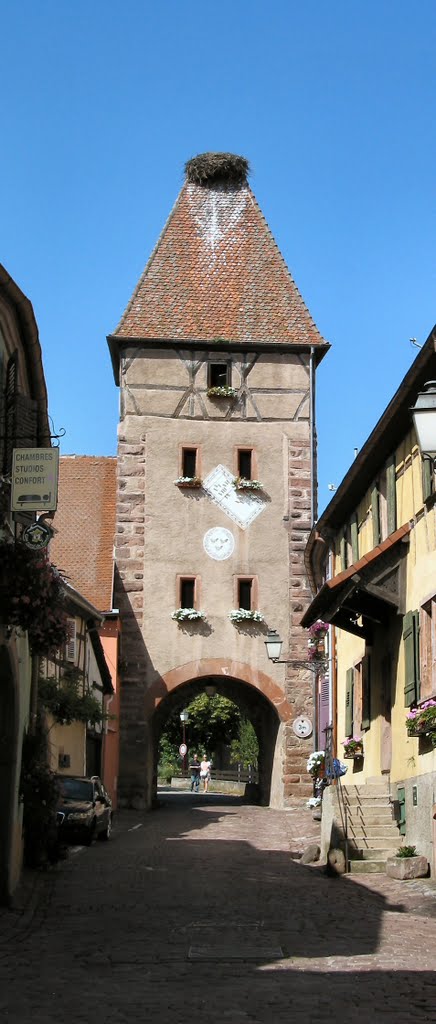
[1, 1, 435, 513]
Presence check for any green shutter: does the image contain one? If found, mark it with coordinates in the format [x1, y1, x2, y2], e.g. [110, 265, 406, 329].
[345, 668, 354, 736]
[372, 484, 380, 546]
[422, 458, 433, 503]
[351, 514, 359, 563]
[386, 455, 397, 534]
[413, 610, 421, 702]
[361, 654, 371, 730]
[340, 533, 347, 571]
[403, 610, 420, 706]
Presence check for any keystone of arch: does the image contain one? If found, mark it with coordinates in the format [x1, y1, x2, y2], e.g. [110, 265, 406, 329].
[149, 658, 293, 723]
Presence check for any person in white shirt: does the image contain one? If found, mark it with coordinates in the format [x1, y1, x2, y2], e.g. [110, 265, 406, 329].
[200, 754, 212, 793]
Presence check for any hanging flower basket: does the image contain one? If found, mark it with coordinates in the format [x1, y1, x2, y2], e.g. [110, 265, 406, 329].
[174, 477, 202, 489]
[229, 609, 264, 624]
[207, 386, 238, 399]
[342, 737, 364, 759]
[233, 478, 264, 491]
[171, 608, 206, 622]
[0, 540, 68, 656]
[308, 620, 328, 640]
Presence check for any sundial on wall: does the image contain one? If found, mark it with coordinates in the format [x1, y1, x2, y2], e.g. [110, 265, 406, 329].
[202, 465, 267, 530]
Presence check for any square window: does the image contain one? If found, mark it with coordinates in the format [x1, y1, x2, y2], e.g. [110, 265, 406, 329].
[208, 363, 230, 388]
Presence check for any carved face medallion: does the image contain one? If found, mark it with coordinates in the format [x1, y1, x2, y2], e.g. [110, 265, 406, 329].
[203, 527, 235, 561]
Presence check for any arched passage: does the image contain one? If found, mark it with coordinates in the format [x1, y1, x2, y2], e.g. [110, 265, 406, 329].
[149, 659, 293, 807]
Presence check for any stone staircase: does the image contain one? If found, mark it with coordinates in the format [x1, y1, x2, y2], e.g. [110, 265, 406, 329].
[341, 780, 401, 873]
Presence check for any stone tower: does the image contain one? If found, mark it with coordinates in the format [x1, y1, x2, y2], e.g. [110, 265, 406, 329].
[107, 153, 329, 809]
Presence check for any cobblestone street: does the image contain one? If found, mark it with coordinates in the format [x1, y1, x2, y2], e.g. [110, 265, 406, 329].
[1, 792, 436, 1023]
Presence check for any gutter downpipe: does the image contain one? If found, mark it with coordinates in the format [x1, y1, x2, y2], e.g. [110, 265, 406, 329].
[309, 347, 318, 750]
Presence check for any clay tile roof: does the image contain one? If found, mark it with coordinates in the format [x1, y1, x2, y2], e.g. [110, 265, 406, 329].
[110, 153, 328, 353]
[50, 456, 117, 612]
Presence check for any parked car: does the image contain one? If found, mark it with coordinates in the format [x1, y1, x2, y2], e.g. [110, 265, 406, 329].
[56, 775, 113, 845]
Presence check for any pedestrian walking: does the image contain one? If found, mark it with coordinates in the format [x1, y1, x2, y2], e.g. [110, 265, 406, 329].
[200, 754, 212, 793]
[189, 753, 201, 792]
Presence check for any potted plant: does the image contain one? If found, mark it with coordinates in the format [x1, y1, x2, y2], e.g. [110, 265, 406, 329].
[406, 700, 436, 744]
[171, 608, 206, 622]
[174, 476, 202, 489]
[342, 737, 364, 759]
[207, 385, 238, 399]
[386, 845, 428, 880]
[233, 477, 264, 491]
[229, 609, 264, 624]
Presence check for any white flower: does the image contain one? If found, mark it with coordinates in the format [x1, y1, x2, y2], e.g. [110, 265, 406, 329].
[306, 796, 322, 809]
[306, 750, 325, 774]
[171, 608, 206, 622]
[229, 609, 264, 623]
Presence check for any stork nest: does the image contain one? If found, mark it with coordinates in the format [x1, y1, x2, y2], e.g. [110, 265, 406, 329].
[185, 152, 250, 187]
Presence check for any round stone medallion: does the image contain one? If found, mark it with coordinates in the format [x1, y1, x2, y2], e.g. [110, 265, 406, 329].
[203, 527, 235, 561]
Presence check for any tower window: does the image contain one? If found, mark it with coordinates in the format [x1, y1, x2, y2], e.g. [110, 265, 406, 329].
[208, 363, 230, 388]
[180, 578, 196, 608]
[238, 449, 252, 480]
[238, 578, 253, 611]
[182, 448, 197, 478]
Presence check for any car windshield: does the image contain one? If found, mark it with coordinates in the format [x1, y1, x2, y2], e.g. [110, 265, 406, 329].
[60, 779, 93, 801]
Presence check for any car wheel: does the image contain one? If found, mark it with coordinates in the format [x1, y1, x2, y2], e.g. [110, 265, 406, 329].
[83, 819, 96, 846]
[97, 814, 112, 842]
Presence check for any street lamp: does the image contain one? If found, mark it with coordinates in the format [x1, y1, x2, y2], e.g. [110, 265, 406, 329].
[410, 382, 436, 469]
[264, 627, 327, 672]
[264, 629, 284, 663]
[179, 710, 189, 772]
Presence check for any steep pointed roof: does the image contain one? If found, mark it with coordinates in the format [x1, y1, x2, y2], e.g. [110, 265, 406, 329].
[108, 153, 328, 380]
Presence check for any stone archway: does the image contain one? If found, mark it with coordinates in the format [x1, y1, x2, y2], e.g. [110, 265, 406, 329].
[148, 658, 293, 723]
[149, 659, 294, 808]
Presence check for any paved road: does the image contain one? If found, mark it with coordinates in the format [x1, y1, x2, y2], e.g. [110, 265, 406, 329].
[1, 790, 436, 1023]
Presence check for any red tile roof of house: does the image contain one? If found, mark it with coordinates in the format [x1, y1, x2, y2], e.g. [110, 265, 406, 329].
[50, 456, 116, 613]
[110, 153, 328, 357]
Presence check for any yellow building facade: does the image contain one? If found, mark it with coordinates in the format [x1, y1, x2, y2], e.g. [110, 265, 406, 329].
[303, 326, 436, 873]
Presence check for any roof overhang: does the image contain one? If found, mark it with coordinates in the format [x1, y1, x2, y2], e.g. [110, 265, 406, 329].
[305, 324, 436, 591]
[0, 264, 51, 445]
[301, 523, 411, 641]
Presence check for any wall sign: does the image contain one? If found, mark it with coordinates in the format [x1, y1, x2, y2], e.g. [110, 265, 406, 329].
[292, 715, 313, 739]
[22, 521, 52, 550]
[11, 448, 59, 512]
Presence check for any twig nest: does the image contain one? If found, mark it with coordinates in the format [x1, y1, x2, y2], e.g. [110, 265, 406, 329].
[185, 152, 250, 187]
